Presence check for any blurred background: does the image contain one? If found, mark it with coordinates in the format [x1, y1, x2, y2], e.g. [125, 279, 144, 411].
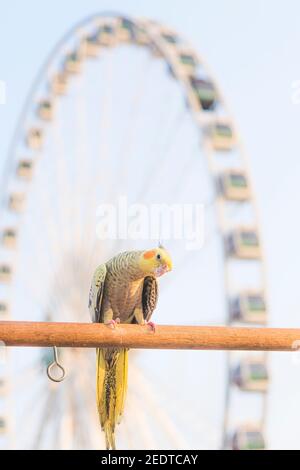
[0, 0, 299, 450]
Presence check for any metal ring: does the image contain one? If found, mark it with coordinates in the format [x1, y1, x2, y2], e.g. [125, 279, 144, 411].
[46, 346, 66, 383]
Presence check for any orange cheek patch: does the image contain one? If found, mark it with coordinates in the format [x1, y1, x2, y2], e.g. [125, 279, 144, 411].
[143, 250, 156, 259]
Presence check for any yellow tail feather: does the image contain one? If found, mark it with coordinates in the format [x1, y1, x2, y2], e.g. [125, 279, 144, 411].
[96, 348, 128, 450]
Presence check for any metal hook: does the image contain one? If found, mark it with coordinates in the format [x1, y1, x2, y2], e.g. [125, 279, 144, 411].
[47, 346, 66, 383]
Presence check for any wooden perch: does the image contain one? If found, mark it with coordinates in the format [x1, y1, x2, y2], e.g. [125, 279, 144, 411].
[0, 321, 300, 351]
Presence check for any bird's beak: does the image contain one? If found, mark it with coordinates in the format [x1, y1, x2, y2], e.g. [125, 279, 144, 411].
[155, 258, 172, 277]
[165, 257, 173, 272]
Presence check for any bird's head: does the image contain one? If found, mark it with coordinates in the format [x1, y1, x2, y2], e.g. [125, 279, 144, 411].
[139, 247, 173, 278]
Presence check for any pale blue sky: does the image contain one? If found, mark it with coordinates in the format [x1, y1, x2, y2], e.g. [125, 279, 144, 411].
[1, 0, 300, 449]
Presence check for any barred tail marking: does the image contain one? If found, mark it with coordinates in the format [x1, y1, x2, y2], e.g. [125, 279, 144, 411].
[96, 348, 128, 450]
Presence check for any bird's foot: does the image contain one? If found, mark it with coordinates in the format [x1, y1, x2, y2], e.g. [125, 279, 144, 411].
[105, 318, 120, 329]
[146, 321, 156, 332]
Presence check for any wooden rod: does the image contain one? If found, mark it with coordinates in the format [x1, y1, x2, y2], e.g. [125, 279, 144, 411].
[0, 321, 300, 351]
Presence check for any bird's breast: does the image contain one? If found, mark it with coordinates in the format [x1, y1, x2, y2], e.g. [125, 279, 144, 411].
[106, 274, 144, 322]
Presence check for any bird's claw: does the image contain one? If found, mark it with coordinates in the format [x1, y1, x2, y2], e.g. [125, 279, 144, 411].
[105, 318, 120, 329]
[146, 321, 156, 332]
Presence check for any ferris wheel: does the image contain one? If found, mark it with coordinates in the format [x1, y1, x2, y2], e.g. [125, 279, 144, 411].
[0, 13, 269, 450]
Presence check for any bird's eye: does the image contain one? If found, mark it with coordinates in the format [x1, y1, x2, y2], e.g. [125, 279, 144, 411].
[156, 254, 161, 260]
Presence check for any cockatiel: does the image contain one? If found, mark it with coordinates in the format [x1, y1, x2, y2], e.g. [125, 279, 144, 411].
[89, 247, 172, 449]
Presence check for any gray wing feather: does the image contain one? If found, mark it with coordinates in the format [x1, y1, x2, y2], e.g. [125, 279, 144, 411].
[89, 263, 107, 323]
[142, 276, 158, 322]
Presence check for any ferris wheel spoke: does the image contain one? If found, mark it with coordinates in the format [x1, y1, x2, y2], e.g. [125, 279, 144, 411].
[32, 389, 59, 449]
[16, 379, 49, 448]
[11, 357, 45, 391]
[41, 86, 89, 267]
[109, 76, 189, 253]
[136, 105, 191, 204]
[18, 373, 46, 412]
[47, 105, 85, 260]
[125, 392, 159, 449]
[73, 51, 116, 262]
[75, 356, 104, 449]
[73, 384, 96, 448]
[22, 226, 60, 286]
[119, 405, 136, 449]
[51, 397, 64, 450]
[48, 105, 76, 252]
[66, 374, 92, 449]
[69, 73, 95, 257]
[111, 59, 155, 199]
[31, 103, 75, 264]
[165, 143, 206, 200]
[162, 227, 220, 293]
[93, 49, 114, 198]
[22, 176, 90, 314]
[130, 363, 189, 448]
[25, 176, 70, 285]
[16, 264, 77, 324]
[21, 193, 61, 279]
[72, 67, 116, 262]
